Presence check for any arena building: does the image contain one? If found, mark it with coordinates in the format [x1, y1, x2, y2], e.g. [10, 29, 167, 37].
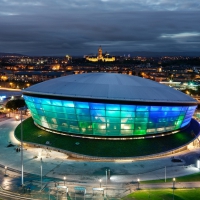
[23, 73, 198, 139]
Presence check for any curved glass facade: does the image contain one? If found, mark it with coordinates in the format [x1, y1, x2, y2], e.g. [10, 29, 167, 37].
[24, 95, 197, 136]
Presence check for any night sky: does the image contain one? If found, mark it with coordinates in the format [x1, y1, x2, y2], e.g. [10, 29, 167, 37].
[0, 0, 200, 56]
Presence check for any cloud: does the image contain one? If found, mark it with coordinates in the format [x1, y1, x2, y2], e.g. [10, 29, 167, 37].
[1, 0, 43, 6]
[0, 11, 19, 15]
[0, 0, 200, 55]
[160, 32, 200, 39]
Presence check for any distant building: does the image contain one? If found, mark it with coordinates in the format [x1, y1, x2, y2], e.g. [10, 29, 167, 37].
[10, 71, 71, 82]
[85, 46, 115, 62]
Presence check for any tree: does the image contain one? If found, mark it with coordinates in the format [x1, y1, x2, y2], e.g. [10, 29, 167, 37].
[132, 71, 136, 75]
[5, 99, 26, 110]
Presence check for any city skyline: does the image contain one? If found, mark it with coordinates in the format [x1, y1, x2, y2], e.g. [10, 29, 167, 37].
[0, 0, 200, 56]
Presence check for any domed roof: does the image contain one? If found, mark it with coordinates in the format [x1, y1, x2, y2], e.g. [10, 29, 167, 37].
[23, 73, 197, 104]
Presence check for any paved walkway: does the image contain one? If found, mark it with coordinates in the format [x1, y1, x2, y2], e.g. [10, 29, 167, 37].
[0, 117, 200, 199]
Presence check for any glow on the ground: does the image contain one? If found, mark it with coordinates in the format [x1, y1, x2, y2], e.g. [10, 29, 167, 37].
[114, 159, 133, 163]
[8, 122, 21, 145]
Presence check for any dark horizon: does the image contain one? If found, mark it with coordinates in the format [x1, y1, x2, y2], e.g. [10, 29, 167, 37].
[0, 51, 200, 58]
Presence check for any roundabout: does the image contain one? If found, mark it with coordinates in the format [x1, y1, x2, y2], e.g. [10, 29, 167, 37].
[21, 73, 200, 160]
[14, 117, 200, 160]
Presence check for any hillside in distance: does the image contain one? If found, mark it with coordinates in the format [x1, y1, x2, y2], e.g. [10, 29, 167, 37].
[110, 51, 200, 57]
[0, 52, 24, 57]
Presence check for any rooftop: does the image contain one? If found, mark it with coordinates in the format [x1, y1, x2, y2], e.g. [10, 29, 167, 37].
[23, 73, 197, 104]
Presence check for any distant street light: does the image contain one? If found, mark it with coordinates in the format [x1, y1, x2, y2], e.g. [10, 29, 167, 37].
[173, 178, 176, 200]
[19, 106, 26, 186]
[15, 115, 20, 121]
[173, 178, 176, 189]
[4, 166, 7, 176]
[197, 159, 200, 169]
[108, 169, 110, 180]
[64, 176, 66, 185]
[99, 179, 102, 188]
[18, 106, 27, 186]
[48, 187, 51, 200]
[137, 178, 140, 190]
[40, 157, 43, 190]
[106, 169, 107, 196]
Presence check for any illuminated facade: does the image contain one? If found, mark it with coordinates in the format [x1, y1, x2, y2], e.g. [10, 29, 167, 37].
[23, 73, 198, 138]
[24, 96, 196, 136]
[85, 46, 115, 62]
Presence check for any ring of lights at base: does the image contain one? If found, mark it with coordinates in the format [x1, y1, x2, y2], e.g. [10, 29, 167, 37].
[24, 95, 197, 137]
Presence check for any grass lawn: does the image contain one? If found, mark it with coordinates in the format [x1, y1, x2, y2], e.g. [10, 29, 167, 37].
[122, 188, 200, 200]
[142, 172, 200, 184]
[14, 117, 198, 158]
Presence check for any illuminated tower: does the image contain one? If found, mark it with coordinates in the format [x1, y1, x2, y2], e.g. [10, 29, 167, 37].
[98, 46, 103, 60]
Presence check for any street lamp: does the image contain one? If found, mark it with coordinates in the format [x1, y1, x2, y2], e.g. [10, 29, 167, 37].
[197, 159, 200, 169]
[4, 166, 7, 176]
[137, 178, 140, 190]
[173, 178, 176, 200]
[40, 157, 43, 190]
[108, 169, 110, 180]
[63, 176, 66, 185]
[99, 179, 102, 188]
[105, 169, 107, 196]
[19, 106, 26, 186]
[48, 187, 51, 200]
[173, 178, 176, 189]
[15, 115, 19, 121]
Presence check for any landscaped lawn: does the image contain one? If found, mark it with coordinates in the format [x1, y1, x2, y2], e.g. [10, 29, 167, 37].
[14, 117, 198, 158]
[142, 172, 200, 184]
[122, 188, 200, 200]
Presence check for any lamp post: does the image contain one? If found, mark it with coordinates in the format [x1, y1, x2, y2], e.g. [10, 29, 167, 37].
[173, 178, 176, 189]
[4, 166, 7, 176]
[19, 106, 26, 186]
[108, 169, 110, 180]
[173, 178, 176, 200]
[40, 157, 43, 190]
[48, 188, 51, 200]
[197, 159, 200, 169]
[99, 179, 102, 188]
[64, 176, 66, 185]
[137, 178, 140, 190]
[106, 169, 107, 196]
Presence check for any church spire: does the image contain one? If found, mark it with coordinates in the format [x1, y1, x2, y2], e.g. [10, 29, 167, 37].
[98, 46, 103, 60]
